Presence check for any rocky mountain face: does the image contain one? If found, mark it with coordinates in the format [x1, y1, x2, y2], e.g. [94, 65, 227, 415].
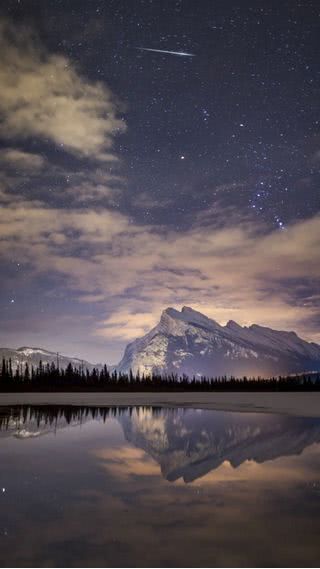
[119, 408, 320, 482]
[2, 306, 319, 378]
[117, 306, 320, 377]
[0, 346, 99, 372]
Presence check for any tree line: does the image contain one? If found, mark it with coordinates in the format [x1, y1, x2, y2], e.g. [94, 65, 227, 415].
[0, 404, 158, 430]
[1, 358, 320, 391]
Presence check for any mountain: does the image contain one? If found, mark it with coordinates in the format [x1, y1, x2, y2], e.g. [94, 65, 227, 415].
[117, 306, 320, 377]
[2, 306, 319, 378]
[119, 408, 320, 482]
[0, 346, 100, 372]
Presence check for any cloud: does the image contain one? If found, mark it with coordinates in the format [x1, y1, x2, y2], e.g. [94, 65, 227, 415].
[0, 197, 319, 345]
[65, 168, 125, 203]
[131, 192, 173, 210]
[0, 17, 318, 357]
[0, 148, 46, 170]
[0, 20, 126, 161]
[97, 311, 161, 340]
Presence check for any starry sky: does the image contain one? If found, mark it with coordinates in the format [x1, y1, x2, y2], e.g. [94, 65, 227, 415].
[0, 0, 319, 363]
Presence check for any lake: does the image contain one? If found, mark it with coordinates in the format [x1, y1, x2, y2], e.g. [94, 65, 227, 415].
[1, 405, 320, 567]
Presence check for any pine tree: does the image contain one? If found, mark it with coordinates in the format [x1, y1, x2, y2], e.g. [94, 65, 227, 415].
[24, 362, 30, 381]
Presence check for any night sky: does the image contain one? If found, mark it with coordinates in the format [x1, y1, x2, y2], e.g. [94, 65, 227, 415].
[0, 0, 319, 363]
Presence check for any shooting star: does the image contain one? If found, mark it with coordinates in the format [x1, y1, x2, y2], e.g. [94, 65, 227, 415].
[136, 47, 195, 57]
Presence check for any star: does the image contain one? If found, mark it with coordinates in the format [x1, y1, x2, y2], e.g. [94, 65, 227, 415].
[0, 0, 318, 366]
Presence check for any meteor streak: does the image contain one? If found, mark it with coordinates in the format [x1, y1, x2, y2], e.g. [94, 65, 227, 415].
[136, 47, 195, 57]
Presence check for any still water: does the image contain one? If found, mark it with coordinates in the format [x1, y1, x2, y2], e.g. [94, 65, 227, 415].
[1, 405, 320, 567]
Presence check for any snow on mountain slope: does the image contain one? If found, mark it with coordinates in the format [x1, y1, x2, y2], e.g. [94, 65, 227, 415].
[117, 306, 320, 377]
[0, 346, 100, 371]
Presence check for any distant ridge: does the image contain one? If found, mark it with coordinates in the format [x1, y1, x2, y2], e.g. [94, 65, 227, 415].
[0, 346, 100, 372]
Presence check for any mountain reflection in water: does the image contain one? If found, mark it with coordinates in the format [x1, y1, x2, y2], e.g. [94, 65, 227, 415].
[1, 405, 320, 567]
[1, 405, 320, 482]
[119, 407, 320, 482]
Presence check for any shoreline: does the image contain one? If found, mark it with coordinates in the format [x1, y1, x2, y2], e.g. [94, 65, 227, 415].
[1, 391, 320, 417]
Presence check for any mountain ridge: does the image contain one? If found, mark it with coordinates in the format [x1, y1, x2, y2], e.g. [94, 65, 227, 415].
[1, 306, 320, 377]
[0, 346, 101, 372]
[117, 306, 320, 377]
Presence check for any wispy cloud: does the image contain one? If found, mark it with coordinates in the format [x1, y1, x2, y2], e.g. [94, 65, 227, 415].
[0, 148, 46, 170]
[0, 20, 126, 161]
[0, 198, 319, 343]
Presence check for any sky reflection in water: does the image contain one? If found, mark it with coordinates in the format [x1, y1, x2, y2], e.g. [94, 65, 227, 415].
[1, 405, 320, 567]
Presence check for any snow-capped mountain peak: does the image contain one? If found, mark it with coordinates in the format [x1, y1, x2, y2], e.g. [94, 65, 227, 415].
[117, 306, 320, 377]
[225, 320, 243, 332]
[162, 306, 221, 329]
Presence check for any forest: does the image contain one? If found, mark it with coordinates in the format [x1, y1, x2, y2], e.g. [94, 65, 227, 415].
[0, 403, 149, 430]
[1, 358, 320, 391]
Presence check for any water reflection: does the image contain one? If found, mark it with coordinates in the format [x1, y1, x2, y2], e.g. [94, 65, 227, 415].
[2, 405, 320, 482]
[119, 407, 320, 482]
[1, 405, 320, 567]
